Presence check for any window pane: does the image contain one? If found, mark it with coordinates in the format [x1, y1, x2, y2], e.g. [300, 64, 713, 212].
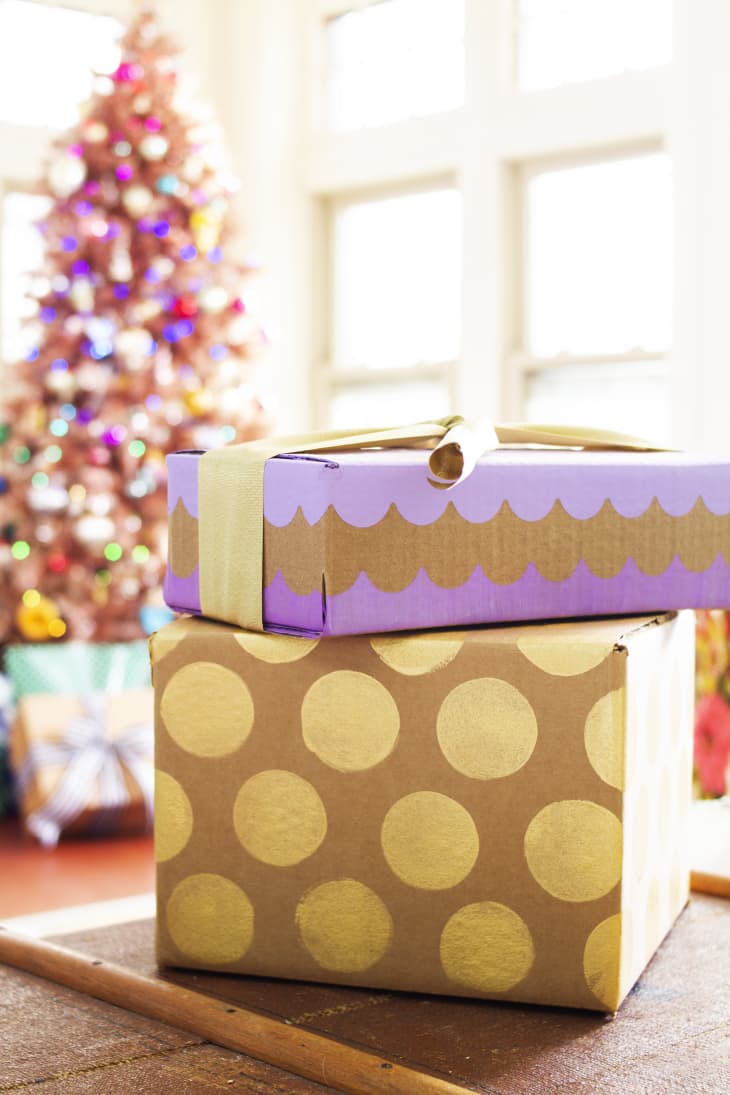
[326, 0, 464, 130]
[1, 191, 51, 362]
[525, 153, 673, 358]
[0, 1, 121, 127]
[332, 188, 461, 371]
[517, 0, 672, 91]
[524, 363, 671, 443]
[328, 379, 450, 429]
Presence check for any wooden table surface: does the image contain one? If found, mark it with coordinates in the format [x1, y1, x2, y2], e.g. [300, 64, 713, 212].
[1, 895, 729, 1094]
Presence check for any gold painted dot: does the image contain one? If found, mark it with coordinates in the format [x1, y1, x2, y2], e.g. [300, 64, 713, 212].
[301, 671, 399, 772]
[381, 791, 479, 890]
[437, 678, 537, 780]
[440, 902, 534, 993]
[524, 800, 622, 902]
[584, 689, 625, 790]
[517, 635, 609, 676]
[150, 614, 195, 661]
[234, 632, 319, 663]
[295, 879, 392, 972]
[154, 770, 193, 863]
[161, 662, 254, 757]
[583, 914, 622, 1010]
[233, 770, 327, 866]
[370, 633, 464, 676]
[166, 874, 254, 965]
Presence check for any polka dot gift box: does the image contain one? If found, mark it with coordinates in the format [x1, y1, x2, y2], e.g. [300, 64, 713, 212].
[152, 609, 695, 1012]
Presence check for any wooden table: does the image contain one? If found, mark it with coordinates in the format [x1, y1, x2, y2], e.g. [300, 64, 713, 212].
[1, 895, 728, 1094]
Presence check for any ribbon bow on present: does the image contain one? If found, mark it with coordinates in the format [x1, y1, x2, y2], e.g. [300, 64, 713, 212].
[198, 415, 664, 632]
[17, 693, 153, 848]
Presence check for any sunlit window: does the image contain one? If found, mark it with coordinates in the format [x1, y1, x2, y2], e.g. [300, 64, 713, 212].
[332, 187, 462, 371]
[326, 0, 464, 130]
[1, 190, 50, 362]
[524, 362, 672, 443]
[524, 153, 673, 358]
[329, 378, 450, 428]
[0, 0, 121, 128]
[517, 0, 673, 91]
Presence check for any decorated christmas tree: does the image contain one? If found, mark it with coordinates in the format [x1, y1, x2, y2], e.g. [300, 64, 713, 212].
[0, 7, 268, 645]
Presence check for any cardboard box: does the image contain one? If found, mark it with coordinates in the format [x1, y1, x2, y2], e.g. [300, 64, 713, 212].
[164, 447, 730, 636]
[152, 611, 695, 1012]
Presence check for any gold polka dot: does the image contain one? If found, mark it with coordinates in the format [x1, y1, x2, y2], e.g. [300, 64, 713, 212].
[583, 914, 622, 1010]
[301, 671, 399, 772]
[161, 662, 254, 757]
[154, 770, 193, 863]
[166, 874, 254, 965]
[234, 632, 319, 663]
[381, 791, 479, 890]
[440, 902, 534, 993]
[233, 770, 327, 866]
[517, 636, 609, 676]
[437, 678, 537, 780]
[584, 689, 625, 790]
[150, 615, 195, 661]
[524, 800, 622, 902]
[295, 879, 392, 972]
[370, 633, 464, 675]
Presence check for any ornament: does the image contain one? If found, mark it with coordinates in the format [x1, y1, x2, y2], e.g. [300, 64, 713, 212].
[139, 135, 169, 162]
[182, 155, 204, 183]
[69, 277, 94, 312]
[28, 485, 69, 513]
[114, 61, 143, 83]
[121, 184, 154, 217]
[47, 553, 69, 574]
[115, 164, 133, 182]
[16, 594, 64, 642]
[173, 295, 198, 318]
[49, 152, 87, 198]
[133, 93, 151, 113]
[190, 206, 223, 252]
[115, 327, 155, 370]
[75, 514, 115, 546]
[155, 174, 178, 196]
[83, 120, 108, 144]
[199, 285, 228, 314]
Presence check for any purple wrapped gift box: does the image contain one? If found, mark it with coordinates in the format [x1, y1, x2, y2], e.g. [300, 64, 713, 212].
[164, 447, 730, 636]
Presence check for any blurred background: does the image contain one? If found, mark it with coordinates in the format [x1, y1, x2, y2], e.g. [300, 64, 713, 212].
[1, 0, 726, 449]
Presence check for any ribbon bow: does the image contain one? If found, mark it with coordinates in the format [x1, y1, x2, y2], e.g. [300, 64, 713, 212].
[18, 691, 153, 848]
[198, 415, 663, 632]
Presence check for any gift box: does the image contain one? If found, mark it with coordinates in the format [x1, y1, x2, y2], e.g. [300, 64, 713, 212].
[164, 440, 730, 637]
[6, 641, 153, 846]
[152, 610, 695, 1012]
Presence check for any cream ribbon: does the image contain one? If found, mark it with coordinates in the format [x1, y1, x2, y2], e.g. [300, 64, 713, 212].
[198, 416, 664, 632]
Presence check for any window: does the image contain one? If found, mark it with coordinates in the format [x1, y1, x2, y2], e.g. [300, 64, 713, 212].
[0, 1, 121, 128]
[517, 0, 673, 91]
[325, 0, 464, 131]
[1, 190, 50, 362]
[324, 186, 461, 427]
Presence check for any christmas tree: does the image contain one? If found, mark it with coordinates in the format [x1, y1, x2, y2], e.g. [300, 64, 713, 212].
[0, 8, 268, 645]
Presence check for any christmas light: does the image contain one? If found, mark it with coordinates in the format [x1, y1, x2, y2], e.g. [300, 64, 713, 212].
[116, 164, 133, 181]
[179, 244, 197, 261]
[61, 236, 77, 252]
[51, 358, 68, 371]
[14, 446, 31, 464]
[47, 553, 69, 574]
[25, 348, 39, 362]
[45, 445, 62, 462]
[11, 541, 30, 560]
[74, 200, 93, 216]
[71, 259, 90, 276]
[50, 419, 69, 437]
[132, 544, 150, 562]
[40, 306, 57, 322]
[153, 220, 170, 237]
[144, 116, 161, 131]
[221, 425, 236, 442]
[128, 439, 146, 457]
[114, 141, 132, 157]
[22, 589, 41, 608]
[209, 343, 228, 361]
[48, 619, 67, 638]
[208, 246, 223, 262]
[113, 284, 130, 299]
[32, 472, 49, 488]
[156, 174, 178, 195]
[104, 542, 123, 562]
[60, 404, 77, 420]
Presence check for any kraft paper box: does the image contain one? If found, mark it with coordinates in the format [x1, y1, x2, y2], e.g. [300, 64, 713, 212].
[152, 610, 695, 1012]
[164, 447, 730, 636]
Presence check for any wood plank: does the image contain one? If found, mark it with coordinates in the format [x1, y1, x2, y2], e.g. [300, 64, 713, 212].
[1, 895, 729, 1094]
[0, 927, 469, 1095]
